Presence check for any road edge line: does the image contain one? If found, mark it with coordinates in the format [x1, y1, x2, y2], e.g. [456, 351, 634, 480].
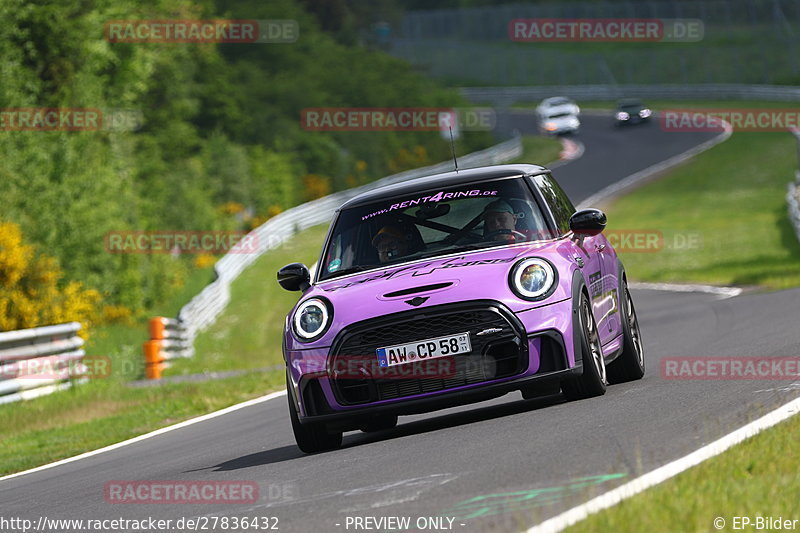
[628, 281, 743, 299]
[577, 119, 733, 209]
[525, 396, 800, 533]
[0, 389, 287, 484]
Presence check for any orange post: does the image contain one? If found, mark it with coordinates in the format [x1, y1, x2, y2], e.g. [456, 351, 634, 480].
[149, 317, 167, 340]
[143, 340, 164, 379]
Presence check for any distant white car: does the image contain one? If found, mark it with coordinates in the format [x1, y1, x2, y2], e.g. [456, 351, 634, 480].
[536, 96, 580, 117]
[536, 97, 580, 135]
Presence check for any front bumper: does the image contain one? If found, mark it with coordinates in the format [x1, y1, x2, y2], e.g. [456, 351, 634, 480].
[286, 298, 578, 426]
[297, 366, 580, 431]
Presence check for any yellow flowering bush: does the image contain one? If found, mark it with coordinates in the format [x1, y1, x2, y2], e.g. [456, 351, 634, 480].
[0, 222, 100, 337]
[193, 253, 218, 269]
[302, 174, 331, 201]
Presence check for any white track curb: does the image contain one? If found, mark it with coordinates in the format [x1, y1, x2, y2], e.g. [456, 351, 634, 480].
[526, 397, 800, 533]
[0, 390, 287, 484]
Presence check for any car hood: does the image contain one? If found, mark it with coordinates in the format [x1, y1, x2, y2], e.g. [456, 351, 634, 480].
[288, 240, 576, 348]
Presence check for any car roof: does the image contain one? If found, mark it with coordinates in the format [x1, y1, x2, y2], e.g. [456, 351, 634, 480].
[339, 164, 549, 210]
[543, 97, 572, 104]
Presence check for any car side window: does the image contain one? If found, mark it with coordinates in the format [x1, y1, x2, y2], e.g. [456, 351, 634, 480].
[532, 173, 575, 234]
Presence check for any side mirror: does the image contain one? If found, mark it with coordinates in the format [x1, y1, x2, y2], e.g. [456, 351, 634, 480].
[569, 208, 607, 237]
[277, 263, 311, 292]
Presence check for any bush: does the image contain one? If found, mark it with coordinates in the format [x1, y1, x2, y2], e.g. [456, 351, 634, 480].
[0, 222, 100, 336]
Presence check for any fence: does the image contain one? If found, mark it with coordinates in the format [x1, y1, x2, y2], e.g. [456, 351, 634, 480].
[142, 135, 523, 378]
[0, 322, 86, 404]
[388, 0, 800, 86]
[460, 84, 800, 106]
[788, 129, 800, 244]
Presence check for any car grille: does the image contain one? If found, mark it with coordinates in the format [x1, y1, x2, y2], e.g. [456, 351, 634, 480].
[329, 302, 527, 405]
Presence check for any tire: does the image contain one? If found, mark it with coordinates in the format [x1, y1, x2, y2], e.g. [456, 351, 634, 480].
[561, 291, 607, 400]
[286, 375, 342, 453]
[360, 414, 398, 433]
[606, 279, 645, 384]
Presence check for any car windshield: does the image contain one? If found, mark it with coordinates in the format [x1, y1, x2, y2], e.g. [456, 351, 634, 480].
[318, 176, 551, 281]
[548, 112, 573, 119]
[547, 98, 571, 106]
[620, 102, 643, 110]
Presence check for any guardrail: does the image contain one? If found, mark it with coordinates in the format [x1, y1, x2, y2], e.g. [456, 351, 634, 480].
[460, 84, 800, 105]
[142, 317, 193, 379]
[788, 129, 800, 245]
[141, 136, 523, 378]
[0, 322, 86, 405]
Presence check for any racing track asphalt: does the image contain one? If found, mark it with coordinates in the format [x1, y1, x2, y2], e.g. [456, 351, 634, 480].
[2, 112, 799, 533]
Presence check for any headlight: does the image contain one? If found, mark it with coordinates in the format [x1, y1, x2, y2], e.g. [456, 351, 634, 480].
[544, 121, 557, 131]
[510, 258, 557, 300]
[293, 298, 331, 340]
[640, 108, 652, 118]
[616, 111, 630, 120]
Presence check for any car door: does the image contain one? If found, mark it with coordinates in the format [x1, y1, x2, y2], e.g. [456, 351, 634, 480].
[591, 232, 622, 344]
[531, 173, 615, 345]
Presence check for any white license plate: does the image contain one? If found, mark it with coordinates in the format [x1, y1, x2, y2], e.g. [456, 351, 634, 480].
[376, 332, 471, 368]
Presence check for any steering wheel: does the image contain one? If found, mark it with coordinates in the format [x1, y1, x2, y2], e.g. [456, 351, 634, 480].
[485, 228, 527, 242]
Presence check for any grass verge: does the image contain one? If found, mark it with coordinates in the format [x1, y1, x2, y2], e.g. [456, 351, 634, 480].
[564, 412, 800, 533]
[510, 135, 564, 167]
[603, 130, 800, 289]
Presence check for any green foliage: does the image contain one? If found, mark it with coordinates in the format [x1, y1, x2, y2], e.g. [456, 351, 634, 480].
[0, 0, 491, 316]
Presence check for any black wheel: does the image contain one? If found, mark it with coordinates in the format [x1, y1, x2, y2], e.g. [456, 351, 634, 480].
[360, 414, 398, 433]
[286, 376, 342, 453]
[607, 282, 645, 384]
[561, 292, 607, 400]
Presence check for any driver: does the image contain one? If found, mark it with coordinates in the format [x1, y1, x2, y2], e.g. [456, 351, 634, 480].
[483, 199, 525, 242]
[372, 225, 411, 263]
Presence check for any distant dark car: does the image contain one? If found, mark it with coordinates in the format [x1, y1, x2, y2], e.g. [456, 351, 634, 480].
[614, 100, 652, 126]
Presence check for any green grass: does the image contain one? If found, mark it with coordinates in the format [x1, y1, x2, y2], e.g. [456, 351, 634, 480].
[0, 371, 283, 476]
[174, 225, 329, 375]
[85, 262, 217, 383]
[603, 131, 800, 289]
[0, 225, 328, 476]
[564, 414, 800, 533]
[510, 135, 564, 167]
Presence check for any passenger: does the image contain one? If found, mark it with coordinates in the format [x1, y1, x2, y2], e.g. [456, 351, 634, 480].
[372, 225, 412, 263]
